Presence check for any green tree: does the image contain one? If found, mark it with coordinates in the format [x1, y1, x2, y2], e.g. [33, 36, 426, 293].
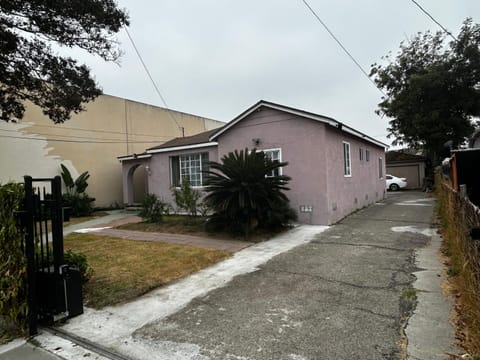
[370, 18, 480, 161]
[0, 0, 129, 123]
[204, 149, 296, 237]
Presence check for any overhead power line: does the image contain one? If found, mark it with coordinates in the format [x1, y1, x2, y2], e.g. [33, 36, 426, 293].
[0, 133, 170, 144]
[124, 26, 184, 135]
[0, 127, 174, 141]
[300, 0, 385, 96]
[409, 0, 457, 41]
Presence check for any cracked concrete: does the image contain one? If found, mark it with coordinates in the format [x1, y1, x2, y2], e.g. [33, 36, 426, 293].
[405, 232, 459, 359]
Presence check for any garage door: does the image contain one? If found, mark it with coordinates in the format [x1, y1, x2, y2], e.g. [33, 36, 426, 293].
[386, 165, 422, 189]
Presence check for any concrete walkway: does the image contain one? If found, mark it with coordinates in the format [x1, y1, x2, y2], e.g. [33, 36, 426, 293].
[63, 209, 140, 236]
[406, 232, 458, 359]
[0, 342, 61, 360]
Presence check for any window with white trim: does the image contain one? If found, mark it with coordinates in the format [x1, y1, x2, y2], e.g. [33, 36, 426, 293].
[170, 152, 209, 187]
[366, 149, 370, 162]
[359, 147, 364, 161]
[262, 148, 282, 177]
[378, 157, 383, 179]
[343, 142, 351, 177]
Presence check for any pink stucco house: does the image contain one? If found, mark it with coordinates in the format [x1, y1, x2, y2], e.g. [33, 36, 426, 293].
[118, 101, 387, 225]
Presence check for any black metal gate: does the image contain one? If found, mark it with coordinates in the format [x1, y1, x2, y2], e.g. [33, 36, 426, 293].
[18, 176, 83, 336]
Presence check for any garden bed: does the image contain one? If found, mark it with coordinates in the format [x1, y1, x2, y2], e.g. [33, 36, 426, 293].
[116, 215, 284, 243]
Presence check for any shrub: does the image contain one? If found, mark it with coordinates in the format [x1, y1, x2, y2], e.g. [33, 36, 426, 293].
[0, 183, 27, 332]
[204, 148, 296, 237]
[262, 199, 298, 229]
[64, 250, 94, 284]
[172, 178, 202, 216]
[60, 164, 95, 216]
[63, 193, 95, 217]
[139, 193, 168, 222]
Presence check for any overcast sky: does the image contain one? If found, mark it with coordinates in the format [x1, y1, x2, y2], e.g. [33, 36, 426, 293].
[73, 0, 480, 146]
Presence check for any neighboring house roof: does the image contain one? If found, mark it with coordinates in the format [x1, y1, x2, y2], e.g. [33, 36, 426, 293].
[386, 150, 426, 163]
[117, 129, 220, 161]
[209, 100, 388, 148]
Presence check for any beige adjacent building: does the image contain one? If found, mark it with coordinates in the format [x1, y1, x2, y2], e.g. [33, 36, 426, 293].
[0, 94, 223, 206]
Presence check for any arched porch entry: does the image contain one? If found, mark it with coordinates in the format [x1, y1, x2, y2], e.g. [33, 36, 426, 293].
[121, 158, 150, 206]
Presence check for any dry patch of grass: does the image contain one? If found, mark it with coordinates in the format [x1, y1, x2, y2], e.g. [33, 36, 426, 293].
[64, 232, 230, 308]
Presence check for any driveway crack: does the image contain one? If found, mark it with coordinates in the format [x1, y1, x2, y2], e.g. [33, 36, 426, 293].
[312, 241, 407, 252]
[272, 269, 394, 291]
[352, 306, 397, 320]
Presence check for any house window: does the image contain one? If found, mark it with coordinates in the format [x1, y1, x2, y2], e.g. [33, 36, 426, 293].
[171, 152, 209, 187]
[359, 147, 364, 161]
[366, 149, 370, 162]
[261, 148, 282, 177]
[343, 142, 351, 177]
[379, 157, 383, 179]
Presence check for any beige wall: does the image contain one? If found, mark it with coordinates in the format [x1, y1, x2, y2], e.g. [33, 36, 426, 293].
[0, 94, 223, 206]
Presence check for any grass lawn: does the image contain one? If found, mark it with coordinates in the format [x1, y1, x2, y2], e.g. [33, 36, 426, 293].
[64, 232, 230, 308]
[117, 215, 283, 242]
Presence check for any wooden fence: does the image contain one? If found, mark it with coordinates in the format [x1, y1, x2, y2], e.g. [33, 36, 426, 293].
[440, 180, 480, 294]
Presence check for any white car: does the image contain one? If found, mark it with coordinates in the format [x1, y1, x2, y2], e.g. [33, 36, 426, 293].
[386, 174, 407, 191]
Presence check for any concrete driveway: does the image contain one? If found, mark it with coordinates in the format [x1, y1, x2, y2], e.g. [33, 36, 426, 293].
[23, 191, 456, 359]
[135, 191, 439, 359]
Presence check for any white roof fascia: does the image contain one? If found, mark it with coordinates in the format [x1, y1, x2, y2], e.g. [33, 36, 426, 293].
[260, 102, 338, 127]
[209, 105, 262, 141]
[209, 101, 387, 148]
[340, 125, 389, 149]
[210, 102, 337, 141]
[147, 142, 218, 154]
[117, 154, 152, 162]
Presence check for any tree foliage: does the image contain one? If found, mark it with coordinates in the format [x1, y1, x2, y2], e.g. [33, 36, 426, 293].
[0, 0, 129, 123]
[204, 149, 296, 237]
[370, 18, 480, 158]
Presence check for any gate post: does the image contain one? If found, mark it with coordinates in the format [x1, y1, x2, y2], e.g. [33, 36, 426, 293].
[52, 176, 64, 273]
[23, 176, 38, 336]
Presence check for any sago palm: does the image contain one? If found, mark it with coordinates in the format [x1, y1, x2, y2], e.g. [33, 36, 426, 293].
[204, 148, 295, 236]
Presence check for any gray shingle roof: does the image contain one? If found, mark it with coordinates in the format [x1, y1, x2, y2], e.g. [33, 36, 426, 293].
[146, 128, 220, 151]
